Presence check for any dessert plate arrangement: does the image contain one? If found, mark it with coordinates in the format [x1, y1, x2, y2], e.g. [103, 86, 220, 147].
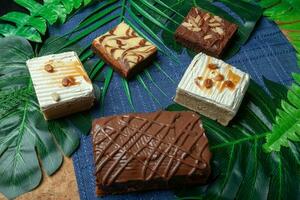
[0, 0, 299, 200]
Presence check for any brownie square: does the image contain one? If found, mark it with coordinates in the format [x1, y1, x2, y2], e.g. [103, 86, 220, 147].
[92, 111, 212, 195]
[92, 22, 157, 79]
[175, 7, 238, 58]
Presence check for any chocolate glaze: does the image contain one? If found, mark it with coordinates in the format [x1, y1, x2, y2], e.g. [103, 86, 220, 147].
[175, 7, 238, 58]
[92, 111, 212, 195]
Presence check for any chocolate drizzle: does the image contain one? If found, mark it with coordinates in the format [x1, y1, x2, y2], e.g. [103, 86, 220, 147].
[92, 111, 211, 195]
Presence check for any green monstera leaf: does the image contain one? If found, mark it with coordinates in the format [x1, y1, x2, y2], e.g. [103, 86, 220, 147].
[0, 36, 92, 199]
[0, 0, 95, 42]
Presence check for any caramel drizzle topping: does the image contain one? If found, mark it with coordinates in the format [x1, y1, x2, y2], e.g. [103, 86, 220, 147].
[93, 111, 209, 186]
[194, 61, 241, 92]
[98, 23, 156, 69]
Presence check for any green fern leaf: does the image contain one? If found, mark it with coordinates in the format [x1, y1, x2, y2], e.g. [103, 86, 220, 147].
[0, 12, 47, 34]
[263, 79, 300, 152]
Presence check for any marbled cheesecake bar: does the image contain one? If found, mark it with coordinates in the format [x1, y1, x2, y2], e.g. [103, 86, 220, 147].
[174, 53, 250, 126]
[92, 22, 157, 79]
[26, 51, 95, 120]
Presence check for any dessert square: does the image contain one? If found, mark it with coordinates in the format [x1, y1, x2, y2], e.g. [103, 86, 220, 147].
[92, 22, 157, 79]
[92, 111, 211, 195]
[175, 7, 238, 58]
[174, 53, 250, 126]
[26, 51, 95, 120]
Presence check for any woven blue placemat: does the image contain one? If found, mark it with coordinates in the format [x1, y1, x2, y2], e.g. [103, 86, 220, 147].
[49, 2, 299, 200]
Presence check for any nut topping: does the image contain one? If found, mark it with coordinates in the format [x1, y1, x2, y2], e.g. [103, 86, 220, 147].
[214, 16, 223, 22]
[208, 63, 218, 70]
[204, 79, 213, 89]
[224, 80, 235, 89]
[214, 74, 224, 81]
[194, 15, 201, 23]
[44, 64, 54, 73]
[208, 23, 221, 27]
[204, 34, 213, 40]
[209, 18, 216, 23]
[212, 27, 225, 35]
[51, 92, 60, 102]
[203, 13, 210, 21]
[62, 76, 76, 87]
[182, 15, 203, 32]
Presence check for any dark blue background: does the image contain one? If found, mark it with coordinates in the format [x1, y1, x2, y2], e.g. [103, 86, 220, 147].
[50, 1, 299, 200]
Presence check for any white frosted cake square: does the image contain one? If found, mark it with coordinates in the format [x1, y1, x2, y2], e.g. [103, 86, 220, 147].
[26, 51, 95, 120]
[174, 53, 250, 126]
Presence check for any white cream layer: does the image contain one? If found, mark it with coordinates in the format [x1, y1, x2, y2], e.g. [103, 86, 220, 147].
[26, 51, 94, 110]
[177, 53, 250, 113]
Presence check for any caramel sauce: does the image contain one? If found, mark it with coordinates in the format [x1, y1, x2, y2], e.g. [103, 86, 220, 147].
[218, 67, 241, 92]
[227, 69, 241, 85]
[58, 60, 91, 85]
[214, 74, 224, 81]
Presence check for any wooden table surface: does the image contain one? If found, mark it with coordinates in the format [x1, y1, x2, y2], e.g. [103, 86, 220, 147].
[0, 158, 80, 200]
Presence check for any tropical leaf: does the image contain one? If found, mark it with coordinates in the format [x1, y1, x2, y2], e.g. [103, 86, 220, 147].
[166, 79, 300, 200]
[0, 36, 92, 199]
[260, 0, 300, 51]
[263, 73, 300, 152]
[0, 0, 95, 42]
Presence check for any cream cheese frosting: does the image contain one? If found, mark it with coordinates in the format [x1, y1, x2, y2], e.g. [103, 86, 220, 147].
[26, 51, 94, 111]
[177, 53, 250, 113]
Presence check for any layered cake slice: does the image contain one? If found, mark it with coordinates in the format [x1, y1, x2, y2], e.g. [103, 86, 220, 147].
[92, 22, 157, 79]
[26, 51, 95, 120]
[175, 7, 238, 58]
[92, 111, 212, 195]
[174, 53, 250, 126]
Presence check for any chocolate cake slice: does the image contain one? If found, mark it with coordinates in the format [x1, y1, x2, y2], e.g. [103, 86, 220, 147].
[91, 111, 212, 195]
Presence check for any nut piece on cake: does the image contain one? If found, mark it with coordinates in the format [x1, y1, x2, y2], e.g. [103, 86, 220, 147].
[92, 22, 157, 79]
[174, 53, 250, 126]
[26, 51, 95, 120]
[92, 111, 212, 195]
[175, 7, 238, 58]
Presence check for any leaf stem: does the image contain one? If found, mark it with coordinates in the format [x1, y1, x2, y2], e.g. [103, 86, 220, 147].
[210, 133, 268, 150]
